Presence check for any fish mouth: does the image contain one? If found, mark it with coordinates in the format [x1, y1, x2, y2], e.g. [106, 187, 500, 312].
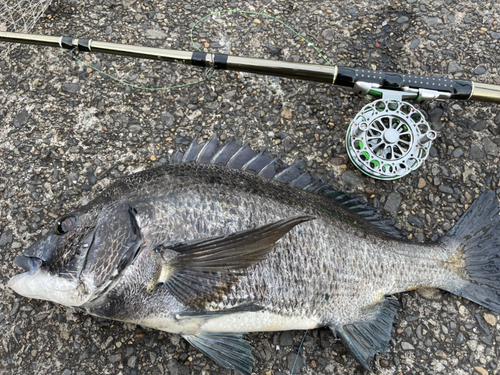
[14, 255, 43, 275]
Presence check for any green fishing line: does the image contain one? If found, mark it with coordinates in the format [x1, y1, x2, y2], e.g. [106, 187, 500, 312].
[291, 330, 308, 375]
[190, 10, 333, 66]
[63, 9, 332, 90]
[61, 49, 216, 90]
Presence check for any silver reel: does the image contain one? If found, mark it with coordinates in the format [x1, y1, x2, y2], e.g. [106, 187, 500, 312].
[346, 99, 436, 180]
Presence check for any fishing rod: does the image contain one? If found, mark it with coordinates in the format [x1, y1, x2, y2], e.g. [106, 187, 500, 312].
[2, 31, 499, 179]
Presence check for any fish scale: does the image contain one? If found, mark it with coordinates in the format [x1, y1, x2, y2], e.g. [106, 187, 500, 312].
[8, 135, 500, 375]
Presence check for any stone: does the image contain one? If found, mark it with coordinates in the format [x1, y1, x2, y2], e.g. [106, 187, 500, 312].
[384, 192, 402, 218]
[470, 143, 484, 160]
[14, 109, 30, 127]
[281, 109, 292, 119]
[321, 29, 335, 41]
[448, 61, 463, 74]
[161, 112, 175, 127]
[471, 120, 488, 132]
[129, 124, 142, 133]
[166, 359, 189, 375]
[397, 16, 409, 23]
[410, 39, 420, 49]
[439, 185, 453, 194]
[494, 112, 500, 126]
[429, 107, 444, 131]
[452, 148, 464, 158]
[424, 17, 438, 25]
[417, 178, 426, 189]
[491, 32, 500, 39]
[88, 168, 97, 185]
[401, 342, 415, 350]
[408, 215, 422, 228]
[145, 29, 167, 39]
[482, 138, 498, 156]
[62, 83, 79, 94]
[0, 230, 13, 246]
[467, 340, 478, 351]
[128, 356, 137, 368]
[287, 352, 304, 373]
[60, 331, 70, 340]
[283, 138, 294, 152]
[108, 354, 121, 363]
[474, 67, 486, 75]
[279, 331, 294, 346]
[341, 170, 364, 189]
[222, 90, 237, 101]
[475, 367, 489, 375]
[417, 288, 442, 300]
[484, 313, 497, 326]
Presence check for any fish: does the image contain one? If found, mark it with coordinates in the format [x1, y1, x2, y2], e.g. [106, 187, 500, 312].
[8, 134, 500, 374]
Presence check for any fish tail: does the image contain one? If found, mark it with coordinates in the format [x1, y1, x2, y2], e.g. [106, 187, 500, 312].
[440, 190, 500, 313]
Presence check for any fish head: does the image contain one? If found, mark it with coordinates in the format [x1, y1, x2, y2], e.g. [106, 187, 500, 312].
[8, 201, 143, 308]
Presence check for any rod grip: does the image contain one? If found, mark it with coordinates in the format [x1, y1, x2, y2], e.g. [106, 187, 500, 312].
[335, 67, 473, 100]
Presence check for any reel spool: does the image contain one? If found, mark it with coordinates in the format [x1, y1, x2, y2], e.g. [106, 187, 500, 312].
[346, 99, 436, 180]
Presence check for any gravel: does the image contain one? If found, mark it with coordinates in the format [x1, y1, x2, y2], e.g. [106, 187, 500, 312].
[1, 0, 499, 375]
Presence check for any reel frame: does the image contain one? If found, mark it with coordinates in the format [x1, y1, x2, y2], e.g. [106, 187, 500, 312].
[346, 99, 436, 180]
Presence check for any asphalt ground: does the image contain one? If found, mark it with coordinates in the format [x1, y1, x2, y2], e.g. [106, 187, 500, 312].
[1, 0, 500, 374]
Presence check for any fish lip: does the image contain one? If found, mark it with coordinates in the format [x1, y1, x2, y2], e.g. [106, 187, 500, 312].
[14, 255, 43, 275]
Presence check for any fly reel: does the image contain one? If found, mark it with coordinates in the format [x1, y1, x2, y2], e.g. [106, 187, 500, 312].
[346, 99, 436, 180]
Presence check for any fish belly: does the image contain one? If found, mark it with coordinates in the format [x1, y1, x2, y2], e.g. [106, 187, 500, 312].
[200, 311, 320, 333]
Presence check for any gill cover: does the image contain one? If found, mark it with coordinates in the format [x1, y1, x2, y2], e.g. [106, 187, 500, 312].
[81, 204, 143, 296]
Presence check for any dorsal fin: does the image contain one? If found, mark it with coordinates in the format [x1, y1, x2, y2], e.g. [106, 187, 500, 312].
[170, 135, 402, 238]
[211, 139, 241, 166]
[196, 133, 220, 163]
[182, 134, 203, 163]
[227, 142, 257, 169]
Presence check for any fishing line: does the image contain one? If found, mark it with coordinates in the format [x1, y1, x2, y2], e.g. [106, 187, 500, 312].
[61, 49, 216, 91]
[60, 9, 333, 91]
[290, 330, 308, 375]
[189, 10, 333, 66]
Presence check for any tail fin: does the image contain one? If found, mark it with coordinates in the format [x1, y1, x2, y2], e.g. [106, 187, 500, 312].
[441, 190, 500, 313]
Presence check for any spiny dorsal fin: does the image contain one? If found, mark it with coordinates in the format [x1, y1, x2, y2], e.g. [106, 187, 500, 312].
[182, 134, 203, 163]
[171, 134, 401, 238]
[196, 132, 220, 163]
[227, 142, 257, 170]
[211, 139, 241, 166]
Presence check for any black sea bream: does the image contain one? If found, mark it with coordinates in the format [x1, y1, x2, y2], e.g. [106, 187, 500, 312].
[8, 135, 500, 374]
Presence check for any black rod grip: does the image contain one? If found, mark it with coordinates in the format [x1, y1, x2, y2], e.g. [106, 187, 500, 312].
[336, 67, 472, 100]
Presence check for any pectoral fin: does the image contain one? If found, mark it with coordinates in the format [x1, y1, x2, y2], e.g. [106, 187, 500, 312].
[157, 215, 314, 308]
[183, 332, 254, 375]
[334, 298, 399, 372]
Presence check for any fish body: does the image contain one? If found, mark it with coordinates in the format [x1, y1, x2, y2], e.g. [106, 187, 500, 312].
[8, 135, 500, 374]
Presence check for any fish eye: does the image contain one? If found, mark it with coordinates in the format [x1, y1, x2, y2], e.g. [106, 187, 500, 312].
[55, 217, 76, 235]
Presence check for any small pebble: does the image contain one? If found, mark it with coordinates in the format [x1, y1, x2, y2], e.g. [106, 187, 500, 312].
[475, 367, 488, 375]
[484, 314, 497, 326]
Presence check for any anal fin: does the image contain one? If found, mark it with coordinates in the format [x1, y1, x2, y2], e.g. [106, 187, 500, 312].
[183, 332, 254, 375]
[334, 298, 399, 372]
